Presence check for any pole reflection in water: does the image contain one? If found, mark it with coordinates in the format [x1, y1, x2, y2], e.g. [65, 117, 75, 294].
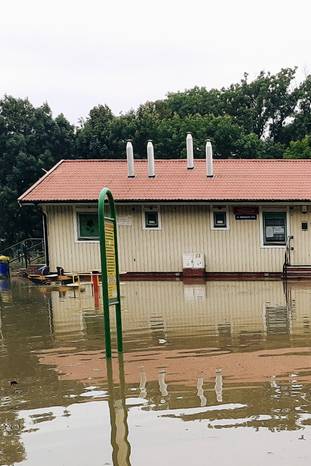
[270, 375, 279, 389]
[196, 376, 207, 407]
[139, 366, 147, 398]
[159, 369, 168, 397]
[215, 368, 223, 403]
[106, 355, 131, 466]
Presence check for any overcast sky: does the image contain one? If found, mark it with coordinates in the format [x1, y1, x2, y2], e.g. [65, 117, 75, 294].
[1, 0, 310, 123]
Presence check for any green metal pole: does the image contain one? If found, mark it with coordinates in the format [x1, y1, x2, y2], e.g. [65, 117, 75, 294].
[98, 188, 112, 358]
[98, 187, 123, 357]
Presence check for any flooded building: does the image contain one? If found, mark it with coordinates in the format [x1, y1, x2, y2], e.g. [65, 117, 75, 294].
[18, 139, 311, 277]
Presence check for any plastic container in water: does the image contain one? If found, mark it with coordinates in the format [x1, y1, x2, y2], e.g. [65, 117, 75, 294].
[0, 256, 10, 278]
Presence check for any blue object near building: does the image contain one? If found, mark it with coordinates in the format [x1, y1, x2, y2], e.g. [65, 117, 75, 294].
[0, 256, 10, 278]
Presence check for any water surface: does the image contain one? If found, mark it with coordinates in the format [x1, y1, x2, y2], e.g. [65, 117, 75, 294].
[1, 279, 311, 465]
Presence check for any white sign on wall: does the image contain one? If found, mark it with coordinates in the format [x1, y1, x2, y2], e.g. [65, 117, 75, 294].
[117, 216, 133, 226]
[182, 253, 205, 269]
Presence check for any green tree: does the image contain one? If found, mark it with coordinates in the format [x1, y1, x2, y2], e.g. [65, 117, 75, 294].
[0, 96, 75, 248]
[284, 136, 311, 158]
[76, 104, 114, 157]
[165, 68, 298, 142]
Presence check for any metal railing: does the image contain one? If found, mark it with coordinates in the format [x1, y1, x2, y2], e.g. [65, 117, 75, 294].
[283, 235, 294, 280]
[0, 238, 45, 268]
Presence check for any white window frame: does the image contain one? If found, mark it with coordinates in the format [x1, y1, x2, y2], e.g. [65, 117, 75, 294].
[259, 207, 289, 248]
[75, 207, 99, 243]
[142, 206, 161, 230]
[211, 206, 230, 231]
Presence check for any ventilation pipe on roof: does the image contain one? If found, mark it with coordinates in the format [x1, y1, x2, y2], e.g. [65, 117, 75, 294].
[206, 139, 214, 178]
[186, 132, 194, 169]
[126, 140, 135, 178]
[147, 140, 155, 178]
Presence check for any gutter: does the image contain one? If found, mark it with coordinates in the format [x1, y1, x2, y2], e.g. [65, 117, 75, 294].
[19, 199, 311, 206]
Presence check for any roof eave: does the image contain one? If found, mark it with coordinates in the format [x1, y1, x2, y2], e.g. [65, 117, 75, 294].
[19, 198, 311, 205]
[18, 160, 65, 202]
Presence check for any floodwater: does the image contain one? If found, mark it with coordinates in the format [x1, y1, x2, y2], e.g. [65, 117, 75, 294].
[1, 279, 311, 466]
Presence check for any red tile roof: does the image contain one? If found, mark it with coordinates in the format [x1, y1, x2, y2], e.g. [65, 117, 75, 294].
[18, 158, 311, 203]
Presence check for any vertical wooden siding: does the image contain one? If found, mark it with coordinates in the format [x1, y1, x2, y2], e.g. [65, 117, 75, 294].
[46, 204, 289, 273]
[289, 207, 311, 265]
[46, 205, 101, 272]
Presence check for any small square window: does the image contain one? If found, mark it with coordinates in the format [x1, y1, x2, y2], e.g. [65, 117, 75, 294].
[302, 222, 308, 231]
[144, 210, 159, 229]
[213, 211, 227, 228]
[78, 212, 99, 240]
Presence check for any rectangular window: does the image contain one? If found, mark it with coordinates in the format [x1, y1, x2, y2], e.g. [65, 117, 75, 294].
[77, 212, 99, 240]
[143, 207, 161, 229]
[145, 210, 159, 228]
[263, 212, 286, 245]
[213, 211, 227, 228]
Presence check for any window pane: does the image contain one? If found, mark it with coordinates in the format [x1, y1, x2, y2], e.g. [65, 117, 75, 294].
[78, 213, 99, 239]
[213, 211, 227, 228]
[263, 212, 286, 245]
[145, 211, 159, 228]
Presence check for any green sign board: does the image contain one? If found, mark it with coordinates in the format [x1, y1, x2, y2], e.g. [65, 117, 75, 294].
[98, 187, 123, 358]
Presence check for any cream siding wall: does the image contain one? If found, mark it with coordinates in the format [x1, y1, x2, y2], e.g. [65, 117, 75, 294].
[45, 204, 299, 273]
[288, 207, 311, 265]
[45, 205, 101, 272]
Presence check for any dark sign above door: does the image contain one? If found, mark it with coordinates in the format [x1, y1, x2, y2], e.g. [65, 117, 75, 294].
[234, 206, 258, 220]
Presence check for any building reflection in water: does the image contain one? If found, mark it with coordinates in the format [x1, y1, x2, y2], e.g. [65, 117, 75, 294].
[43, 280, 311, 391]
[45, 280, 311, 347]
[48, 286, 91, 339]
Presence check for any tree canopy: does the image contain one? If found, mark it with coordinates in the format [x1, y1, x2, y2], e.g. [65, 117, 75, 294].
[0, 96, 75, 247]
[2, 67, 311, 246]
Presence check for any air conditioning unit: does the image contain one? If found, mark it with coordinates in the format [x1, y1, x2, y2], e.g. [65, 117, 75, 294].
[193, 253, 205, 269]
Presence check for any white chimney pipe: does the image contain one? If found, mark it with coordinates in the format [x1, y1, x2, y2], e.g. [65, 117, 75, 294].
[147, 140, 155, 178]
[186, 132, 194, 169]
[126, 140, 135, 177]
[206, 139, 213, 177]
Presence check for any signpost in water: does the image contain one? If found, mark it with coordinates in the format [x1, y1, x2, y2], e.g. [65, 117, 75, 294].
[98, 187, 123, 358]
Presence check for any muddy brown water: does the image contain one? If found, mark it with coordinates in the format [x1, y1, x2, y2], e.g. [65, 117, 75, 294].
[1, 279, 311, 465]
